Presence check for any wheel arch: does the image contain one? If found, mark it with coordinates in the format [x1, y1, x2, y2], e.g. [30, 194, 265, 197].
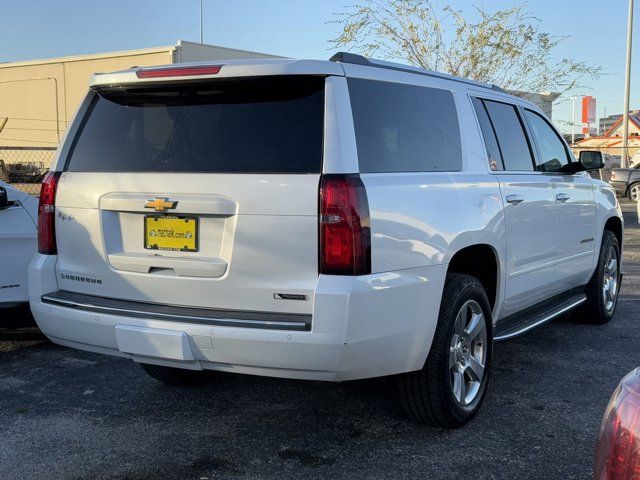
[604, 215, 623, 247]
[446, 244, 500, 313]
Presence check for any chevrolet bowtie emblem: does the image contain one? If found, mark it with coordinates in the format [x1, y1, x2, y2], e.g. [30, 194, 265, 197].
[144, 197, 178, 212]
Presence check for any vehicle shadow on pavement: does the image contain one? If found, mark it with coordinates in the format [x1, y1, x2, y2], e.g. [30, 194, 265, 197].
[0, 304, 47, 345]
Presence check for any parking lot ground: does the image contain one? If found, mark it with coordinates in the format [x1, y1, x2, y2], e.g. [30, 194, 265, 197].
[0, 202, 638, 480]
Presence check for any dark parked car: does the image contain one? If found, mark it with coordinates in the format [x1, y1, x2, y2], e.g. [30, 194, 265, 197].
[610, 165, 640, 202]
[607, 151, 640, 202]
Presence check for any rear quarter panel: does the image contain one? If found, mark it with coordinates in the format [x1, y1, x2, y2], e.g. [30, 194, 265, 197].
[361, 173, 504, 273]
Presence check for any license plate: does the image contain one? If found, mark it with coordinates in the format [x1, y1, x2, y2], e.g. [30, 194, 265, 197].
[144, 215, 198, 252]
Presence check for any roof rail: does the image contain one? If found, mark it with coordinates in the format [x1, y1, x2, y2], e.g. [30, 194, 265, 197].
[328, 52, 373, 66]
[329, 52, 504, 92]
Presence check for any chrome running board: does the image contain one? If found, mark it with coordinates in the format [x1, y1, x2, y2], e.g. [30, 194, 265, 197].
[494, 292, 587, 341]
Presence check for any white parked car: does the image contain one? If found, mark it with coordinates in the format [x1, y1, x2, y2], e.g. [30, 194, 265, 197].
[0, 181, 37, 308]
[29, 54, 623, 427]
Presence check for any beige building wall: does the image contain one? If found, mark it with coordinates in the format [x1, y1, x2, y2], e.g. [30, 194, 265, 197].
[0, 41, 281, 153]
[509, 91, 561, 120]
[173, 40, 281, 62]
[0, 48, 173, 149]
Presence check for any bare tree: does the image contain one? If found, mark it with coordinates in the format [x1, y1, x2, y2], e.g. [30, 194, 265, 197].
[330, 1, 602, 95]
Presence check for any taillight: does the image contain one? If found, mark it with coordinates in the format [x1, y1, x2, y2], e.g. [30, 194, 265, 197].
[136, 65, 222, 78]
[594, 368, 640, 480]
[38, 171, 61, 255]
[319, 174, 371, 275]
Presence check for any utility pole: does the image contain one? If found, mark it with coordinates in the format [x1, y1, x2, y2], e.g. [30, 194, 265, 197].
[622, 0, 634, 168]
[200, 0, 204, 44]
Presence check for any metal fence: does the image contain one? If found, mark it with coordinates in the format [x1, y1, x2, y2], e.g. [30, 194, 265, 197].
[0, 146, 57, 196]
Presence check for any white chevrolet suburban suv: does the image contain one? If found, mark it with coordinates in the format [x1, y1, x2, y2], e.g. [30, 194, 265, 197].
[29, 53, 623, 428]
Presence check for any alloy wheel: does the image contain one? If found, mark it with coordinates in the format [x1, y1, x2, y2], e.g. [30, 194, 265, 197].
[602, 244, 619, 314]
[449, 300, 487, 406]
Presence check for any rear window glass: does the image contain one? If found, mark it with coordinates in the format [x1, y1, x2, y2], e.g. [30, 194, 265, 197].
[66, 76, 325, 173]
[348, 78, 462, 173]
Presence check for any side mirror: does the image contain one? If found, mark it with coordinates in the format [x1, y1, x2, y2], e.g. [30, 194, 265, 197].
[0, 186, 8, 209]
[579, 150, 605, 171]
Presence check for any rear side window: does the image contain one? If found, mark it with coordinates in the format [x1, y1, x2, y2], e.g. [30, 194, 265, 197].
[523, 109, 570, 172]
[482, 100, 534, 172]
[348, 78, 462, 173]
[66, 76, 325, 173]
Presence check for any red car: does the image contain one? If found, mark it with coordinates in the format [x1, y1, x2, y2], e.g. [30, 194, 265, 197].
[594, 368, 640, 479]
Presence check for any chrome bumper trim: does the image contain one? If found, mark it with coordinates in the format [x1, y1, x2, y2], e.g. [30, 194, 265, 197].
[41, 291, 311, 331]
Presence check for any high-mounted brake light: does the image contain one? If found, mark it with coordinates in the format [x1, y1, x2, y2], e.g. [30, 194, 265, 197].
[594, 368, 640, 479]
[319, 174, 371, 276]
[38, 171, 61, 255]
[136, 65, 222, 79]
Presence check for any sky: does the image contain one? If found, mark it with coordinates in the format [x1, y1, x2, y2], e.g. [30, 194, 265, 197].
[1, 0, 638, 134]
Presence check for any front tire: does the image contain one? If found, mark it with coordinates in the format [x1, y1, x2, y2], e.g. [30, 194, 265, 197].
[577, 230, 621, 324]
[140, 363, 216, 386]
[398, 274, 493, 428]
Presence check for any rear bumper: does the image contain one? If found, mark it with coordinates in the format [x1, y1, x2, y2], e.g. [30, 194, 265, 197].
[29, 254, 447, 381]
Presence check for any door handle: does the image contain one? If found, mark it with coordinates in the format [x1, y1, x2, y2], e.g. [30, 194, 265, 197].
[556, 193, 570, 202]
[506, 194, 524, 205]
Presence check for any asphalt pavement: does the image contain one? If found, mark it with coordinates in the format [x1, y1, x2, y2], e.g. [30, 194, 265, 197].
[0, 202, 638, 480]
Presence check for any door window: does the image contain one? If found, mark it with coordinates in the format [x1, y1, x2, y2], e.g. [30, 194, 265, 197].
[482, 100, 534, 172]
[524, 109, 570, 173]
[472, 97, 504, 171]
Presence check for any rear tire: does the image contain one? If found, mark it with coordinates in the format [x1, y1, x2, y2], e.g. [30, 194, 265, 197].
[576, 230, 621, 324]
[140, 363, 216, 386]
[397, 274, 493, 428]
